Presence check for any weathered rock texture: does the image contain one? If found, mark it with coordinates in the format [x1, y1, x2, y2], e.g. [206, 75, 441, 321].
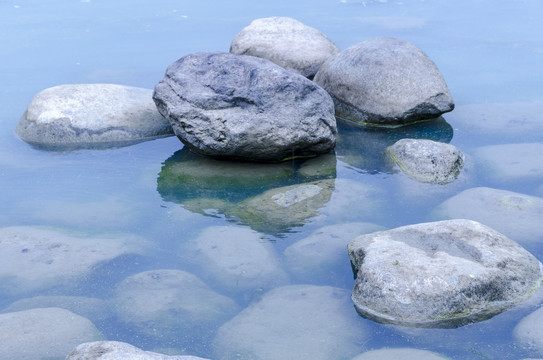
[386, 138, 464, 184]
[66, 341, 209, 360]
[16, 84, 173, 149]
[0, 307, 102, 360]
[153, 52, 337, 162]
[314, 37, 454, 127]
[230, 17, 340, 78]
[348, 219, 543, 328]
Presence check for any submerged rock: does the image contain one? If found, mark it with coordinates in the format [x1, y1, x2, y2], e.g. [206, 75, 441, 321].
[0, 226, 149, 296]
[386, 138, 464, 184]
[347, 219, 543, 328]
[227, 179, 335, 234]
[182, 226, 289, 297]
[513, 306, 543, 355]
[230, 17, 340, 78]
[0, 307, 102, 360]
[15, 84, 173, 150]
[153, 51, 337, 162]
[432, 187, 543, 247]
[351, 347, 447, 360]
[314, 37, 454, 127]
[213, 285, 368, 360]
[66, 341, 209, 360]
[113, 269, 239, 346]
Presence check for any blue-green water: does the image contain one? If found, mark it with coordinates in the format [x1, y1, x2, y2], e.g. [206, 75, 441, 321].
[1, 0, 543, 359]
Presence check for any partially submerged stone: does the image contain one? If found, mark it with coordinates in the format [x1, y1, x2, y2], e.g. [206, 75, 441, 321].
[227, 179, 334, 234]
[432, 187, 543, 247]
[66, 341, 209, 360]
[230, 17, 340, 78]
[0, 307, 102, 360]
[386, 138, 464, 184]
[113, 269, 239, 346]
[213, 285, 368, 360]
[352, 348, 447, 360]
[182, 226, 289, 297]
[16, 84, 173, 150]
[0, 226, 149, 296]
[153, 52, 337, 162]
[347, 219, 543, 328]
[513, 306, 543, 355]
[314, 37, 454, 127]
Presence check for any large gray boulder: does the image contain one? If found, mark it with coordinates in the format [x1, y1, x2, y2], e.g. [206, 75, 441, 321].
[230, 17, 340, 78]
[153, 52, 337, 162]
[16, 84, 173, 149]
[386, 138, 464, 184]
[314, 37, 454, 127]
[513, 306, 543, 355]
[347, 219, 543, 328]
[0, 226, 149, 296]
[213, 285, 368, 360]
[66, 341, 209, 360]
[0, 307, 102, 360]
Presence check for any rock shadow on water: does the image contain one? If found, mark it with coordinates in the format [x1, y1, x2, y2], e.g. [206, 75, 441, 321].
[156, 148, 337, 235]
[335, 116, 454, 173]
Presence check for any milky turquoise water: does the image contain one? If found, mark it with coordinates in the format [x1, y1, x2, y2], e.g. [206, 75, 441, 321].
[1, 0, 543, 359]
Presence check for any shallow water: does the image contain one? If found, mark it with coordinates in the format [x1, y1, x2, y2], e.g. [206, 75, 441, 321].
[1, 0, 543, 359]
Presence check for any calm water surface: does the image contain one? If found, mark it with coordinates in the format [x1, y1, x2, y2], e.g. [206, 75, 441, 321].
[1, 0, 543, 359]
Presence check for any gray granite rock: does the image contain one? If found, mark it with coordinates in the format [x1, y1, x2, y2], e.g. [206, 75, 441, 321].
[348, 219, 543, 328]
[227, 179, 335, 234]
[514, 306, 543, 355]
[314, 37, 454, 127]
[230, 17, 340, 78]
[0, 226, 149, 296]
[153, 52, 337, 162]
[386, 138, 464, 184]
[213, 285, 368, 360]
[15, 84, 173, 150]
[182, 226, 289, 297]
[432, 187, 543, 247]
[113, 269, 239, 345]
[0, 307, 102, 360]
[474, 143, 543, 183]
[66, 341, 208, 360]
[284, 222, 384, 282]
[351, 348, 448, 360]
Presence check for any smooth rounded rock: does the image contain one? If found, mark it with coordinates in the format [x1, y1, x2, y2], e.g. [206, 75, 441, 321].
[66, 341, 209, 360]
[514, 306, 543, 355]
[314, 37, 454, 127]
[348, 219, 543, 328]
[213, 285, 368, 360]
[351, 347, 447, 360]
[230, 17, 340, 78]
[153, 51, 337, 162]
[16, 84, 173, 149]
[386, 138, 464, 184]
[0, 307, 102, 360]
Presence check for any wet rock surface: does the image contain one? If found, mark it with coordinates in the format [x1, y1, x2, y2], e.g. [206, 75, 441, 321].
[66, 341, 209, 360]
[348, 219, 543, 328]
[230, 17, 340, 78]
[153, 51, 337, 162]
[314, 37, 454, 126]
[514, 306, 543, 355]
[15, 84, 173, 150]
[351, 347, 448, 360]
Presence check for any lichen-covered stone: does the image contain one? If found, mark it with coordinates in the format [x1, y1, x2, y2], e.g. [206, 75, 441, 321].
[314, 37, 454, 127]
[230, 17, 340, 78]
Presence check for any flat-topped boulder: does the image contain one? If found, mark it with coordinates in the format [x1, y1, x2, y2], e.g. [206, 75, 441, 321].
[348, 219, 543, 328]
[386, 138, 464, 184]
[314, 37, 454, 127]
[230, 17, 340, 78]
[153, 52, 337, 162]
[66, 341, 209, 360]
[16, 84, 173, 150]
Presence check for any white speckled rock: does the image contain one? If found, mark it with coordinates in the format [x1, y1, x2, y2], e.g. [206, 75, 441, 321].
[0, 226, 149, 296]
[66, 341, 209, 360]
[348, 219, 543, 328]
[230, 17, 340, 78]
[0, 307, 102, 360]
[15, 84, 173, 149]
[314, 37, 454, 126]
[386, 138, 464, 184]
